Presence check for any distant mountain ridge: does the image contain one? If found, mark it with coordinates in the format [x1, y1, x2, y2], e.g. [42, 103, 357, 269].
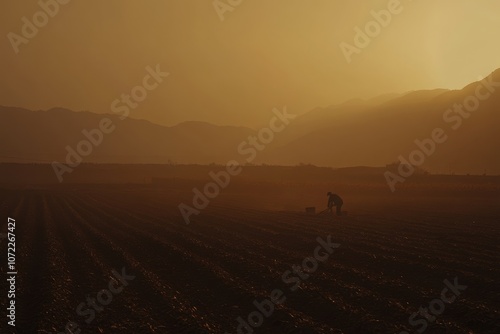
[0, 106, 255, 164]
[1, 68, 500, 174]
[260, 69, 500, 174]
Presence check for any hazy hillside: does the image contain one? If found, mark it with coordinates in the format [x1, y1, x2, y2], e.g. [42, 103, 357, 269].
[1, 69, 499, 174]
[261, 69, 500, 174]
[0, 107, 254, 164]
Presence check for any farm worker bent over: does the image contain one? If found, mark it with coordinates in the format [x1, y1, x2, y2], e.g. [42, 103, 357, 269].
[327, 192, 343, 216]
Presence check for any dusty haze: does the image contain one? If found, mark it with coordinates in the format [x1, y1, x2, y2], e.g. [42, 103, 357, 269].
[1, 0, 500, 127]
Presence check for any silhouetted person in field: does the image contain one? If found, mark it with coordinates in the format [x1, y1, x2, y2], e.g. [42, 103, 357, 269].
[327, 192, 343, 216]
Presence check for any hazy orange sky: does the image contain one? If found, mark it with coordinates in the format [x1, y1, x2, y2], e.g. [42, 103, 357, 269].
[1, 0, 499, 127]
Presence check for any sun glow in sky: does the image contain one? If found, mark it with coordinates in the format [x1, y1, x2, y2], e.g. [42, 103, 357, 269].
[426, 1, 500, 89]
[1, 0, 499, 127]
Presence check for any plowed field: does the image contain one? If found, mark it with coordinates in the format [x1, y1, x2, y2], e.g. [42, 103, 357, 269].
[0, 184, 498, 333]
